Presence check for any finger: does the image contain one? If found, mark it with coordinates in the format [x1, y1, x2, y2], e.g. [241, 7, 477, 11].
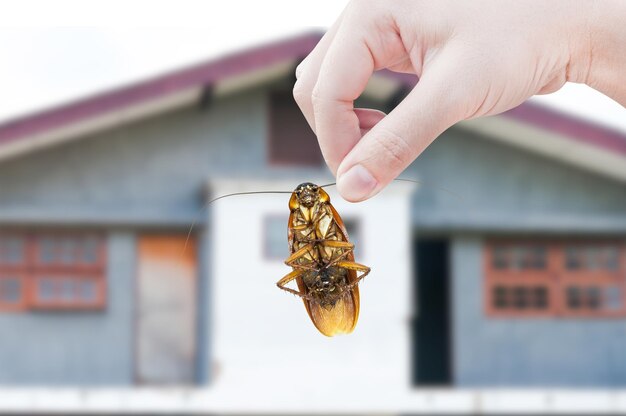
[292, 12, 345, 132]
[312, 26, 375, 174]
[336, 48, 465, 202]
[354, 108, 386, 130]
[355, 108, 386, 136]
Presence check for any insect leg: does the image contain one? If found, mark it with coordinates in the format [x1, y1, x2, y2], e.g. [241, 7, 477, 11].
[289, 223, 309, 232]
[335, 260, 371, 289]
[276, 269, 309, 298]
[289, 223, 316, 241]
[319, 240, 355, 267]
[284, 242, 319, 271]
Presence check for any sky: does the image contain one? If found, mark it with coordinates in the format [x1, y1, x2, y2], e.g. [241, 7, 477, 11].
[0, 0, 624, 133]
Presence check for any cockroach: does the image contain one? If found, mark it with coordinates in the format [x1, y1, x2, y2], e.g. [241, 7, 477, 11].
[186, 178, 454, 337]
[276, 182, 369, 337]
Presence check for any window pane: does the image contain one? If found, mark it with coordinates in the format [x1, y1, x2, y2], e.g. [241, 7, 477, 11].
[566, 286, 582, 309]
[565, 246, 582, 270]
[491, 285, 553, 312]
[492, 244, 547, 271]
[493, 246, 508, 269]
[529, 246, 547, 269]
[532, 286, 548, 309]
[82, 238, 100, 263]
[493, 286, 508, 309]
[60, 239, 77, 264]
[604, 286, 623, 311]
[565, 244, 621, 271]
[264, 216, 288, 260]
[512, 286, 528, 309]
[0, 277, 22, 303]
[37, 235, 103, 266]
[0, 237, 25, 265]
[60, 278, 75, 301]
[586, 287, 601, 310]
[36, 278, 57, 301]
[78, 280, 97, 302]
[39, 238, 56, 264]
[512, 247, 524, 270]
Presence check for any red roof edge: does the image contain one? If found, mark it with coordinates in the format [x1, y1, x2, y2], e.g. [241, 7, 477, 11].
[502, 103, 626, 156]
[0, 30, 624, 158]
[0, 31, 323, 146]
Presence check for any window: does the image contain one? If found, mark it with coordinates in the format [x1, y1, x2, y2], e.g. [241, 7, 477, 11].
[0, 233, 106, 311]
[268, 90, 323, 166]
[264, 215, 290, 260]
[485, 240, 626, 318]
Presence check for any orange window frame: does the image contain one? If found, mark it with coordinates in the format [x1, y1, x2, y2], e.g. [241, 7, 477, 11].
[555, 240, 626, 318]
[0, 233, 107, 311]
[484, 240, 559, 318]
[484, 239, 626, 318]
[0, 273, 29, 311]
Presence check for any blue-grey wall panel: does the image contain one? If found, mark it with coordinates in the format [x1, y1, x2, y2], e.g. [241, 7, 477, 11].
[451, 236, 626, 387]
[0, 89, 326, 224]
[0, 232, 135, 385]
[408, 129, 626, 232]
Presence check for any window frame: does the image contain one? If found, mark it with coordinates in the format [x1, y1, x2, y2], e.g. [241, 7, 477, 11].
[484, 240, 559, 318]
[0, 232, 107, 312]
[484, 239, 626, 319]
[0, 273, 30, 311]
[555, 240, 626, 318]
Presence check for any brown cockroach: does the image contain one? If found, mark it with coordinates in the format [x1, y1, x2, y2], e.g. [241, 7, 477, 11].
[187, 178, 452, 337]
[276, 182, 369, 337]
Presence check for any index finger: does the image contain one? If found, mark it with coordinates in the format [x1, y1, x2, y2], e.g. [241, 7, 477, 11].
[312, 27, 374, 174]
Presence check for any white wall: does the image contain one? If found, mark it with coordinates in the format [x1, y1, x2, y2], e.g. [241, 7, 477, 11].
[209, 178, 415, 412]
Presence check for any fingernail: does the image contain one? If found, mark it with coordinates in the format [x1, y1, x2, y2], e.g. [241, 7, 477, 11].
[337, 164, 377, 201]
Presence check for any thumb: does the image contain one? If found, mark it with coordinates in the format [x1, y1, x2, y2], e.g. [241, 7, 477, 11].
[336, 50, 466, 202]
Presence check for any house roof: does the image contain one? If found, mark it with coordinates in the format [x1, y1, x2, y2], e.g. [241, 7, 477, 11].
[0, 31, 624, 181]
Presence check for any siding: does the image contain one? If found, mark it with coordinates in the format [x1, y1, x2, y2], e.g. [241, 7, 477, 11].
[451, 236, 626, 387]
[0, 87, 325, 225]
[0, 86, 325, 385]
[408, 128, 626, 233]
[0, 232, 135, 385]
[411, 129, 626, 386]
[0, 80, 624, 387]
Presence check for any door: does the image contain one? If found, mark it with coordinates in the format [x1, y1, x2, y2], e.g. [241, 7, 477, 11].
[136, 235, 197, 384]
[412, 238, 452, 386]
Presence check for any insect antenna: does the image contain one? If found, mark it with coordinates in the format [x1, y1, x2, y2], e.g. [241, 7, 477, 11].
[184, 189, 294, 251]
[184, 177, 462, 251]
[321, 178, 462, 200]
[392, 177, 463, 200]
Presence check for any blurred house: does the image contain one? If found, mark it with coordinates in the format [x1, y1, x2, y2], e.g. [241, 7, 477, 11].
[0, 32, 625, 414]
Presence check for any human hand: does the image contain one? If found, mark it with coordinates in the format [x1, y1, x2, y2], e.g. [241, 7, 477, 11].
[294, 0, 625, 201]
